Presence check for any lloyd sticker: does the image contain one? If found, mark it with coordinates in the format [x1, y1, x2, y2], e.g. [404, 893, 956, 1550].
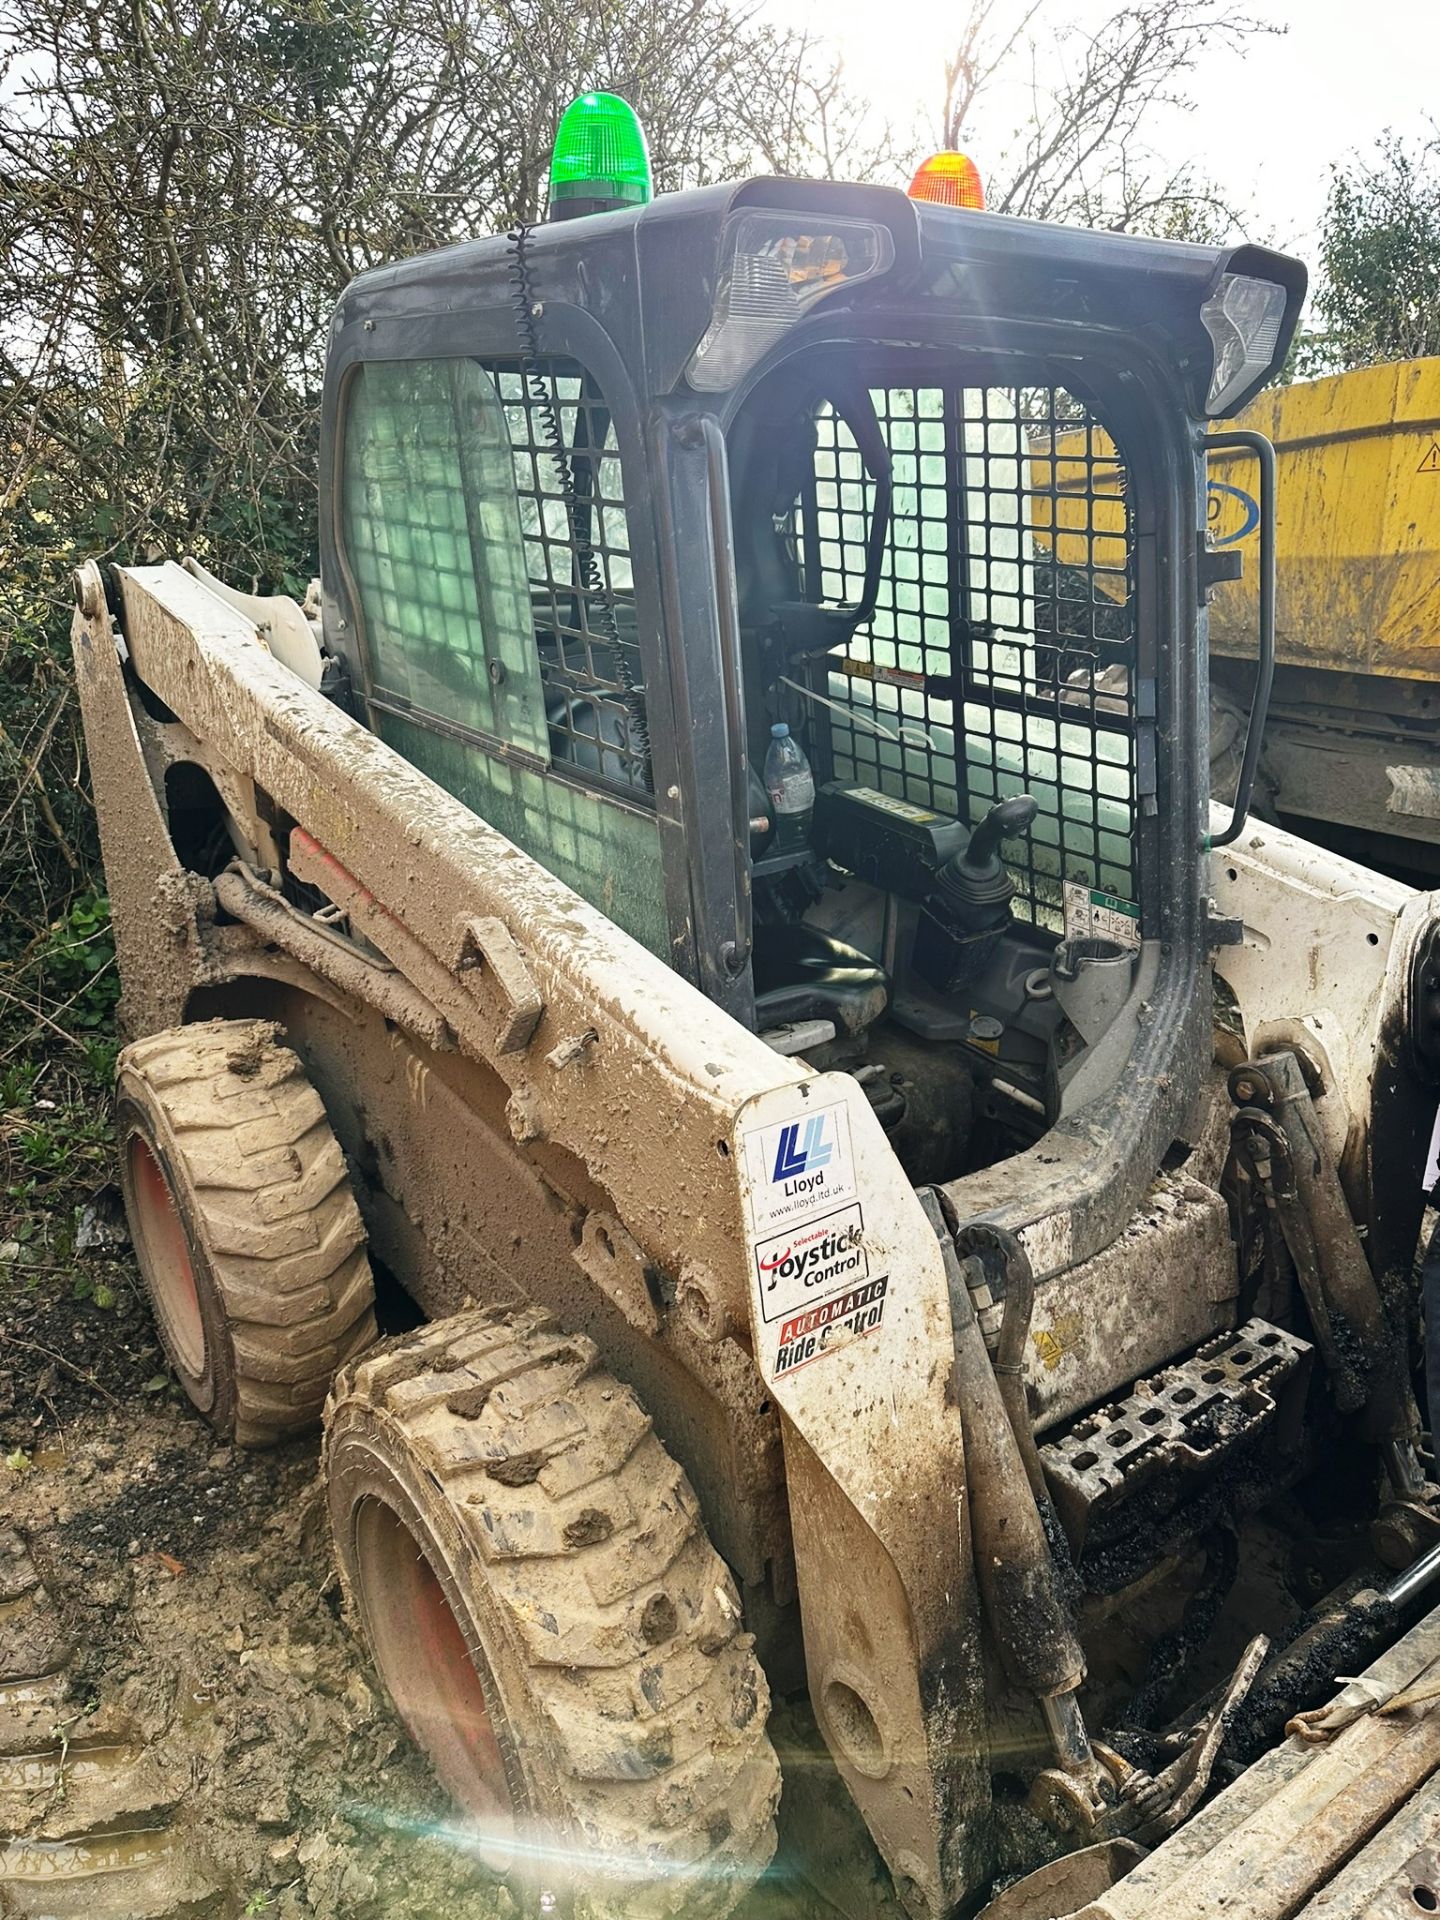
[1062, 882, 1141, 951]
[742, 1100, 857, 1236]
[754, 1203, 869, 1325]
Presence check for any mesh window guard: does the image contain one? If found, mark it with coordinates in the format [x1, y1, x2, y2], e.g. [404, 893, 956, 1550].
[800, 381, 1138, 931]
[342, 354, 667, 953]
[343, 355, 649, 798]
[492, 360, 651, 795]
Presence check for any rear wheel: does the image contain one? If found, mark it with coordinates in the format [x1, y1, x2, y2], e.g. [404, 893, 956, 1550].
[117, 1019, 377, 1446]
[325, 1306, 781, 1917]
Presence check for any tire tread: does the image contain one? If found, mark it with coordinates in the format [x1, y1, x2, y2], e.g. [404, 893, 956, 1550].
[118, 1019, 377, 1446]
[327, 1306, 779, 1917]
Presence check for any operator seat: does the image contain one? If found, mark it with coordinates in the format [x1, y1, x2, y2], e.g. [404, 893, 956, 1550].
[751, 924, 888, 1037]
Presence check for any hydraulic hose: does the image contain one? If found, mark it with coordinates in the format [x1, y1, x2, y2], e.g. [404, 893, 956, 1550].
[953, 1218, 1051, 1511]
[923, 1193, 1097, 1798]
[1424, 1211, 1440, 1453]
[947, 1252, 1085, 1701]
[1232, 1053, 1419, 1452]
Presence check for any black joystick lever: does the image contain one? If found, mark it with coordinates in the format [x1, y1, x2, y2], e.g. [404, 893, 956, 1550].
[915, 794, 1040, 995]
[958, 795, 1041, 905]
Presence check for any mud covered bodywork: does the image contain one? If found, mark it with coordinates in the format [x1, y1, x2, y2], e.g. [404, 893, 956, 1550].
[74, 547, 1440, 1916]
[74, 561, 981, 1908]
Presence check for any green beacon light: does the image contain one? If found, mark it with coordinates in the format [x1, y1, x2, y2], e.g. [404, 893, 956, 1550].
[547, 92, 652, 221]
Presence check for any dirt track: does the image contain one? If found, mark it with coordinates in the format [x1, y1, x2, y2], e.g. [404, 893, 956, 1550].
[2, 1394, 554, 1918]
[0, 1229, 891, 1919]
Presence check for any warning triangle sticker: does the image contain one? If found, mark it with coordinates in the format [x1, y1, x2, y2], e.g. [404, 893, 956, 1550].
[1419, 441, 1440, 474]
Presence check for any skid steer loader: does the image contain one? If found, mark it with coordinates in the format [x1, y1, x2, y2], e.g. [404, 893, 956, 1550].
[62, 93, 1440, 1920]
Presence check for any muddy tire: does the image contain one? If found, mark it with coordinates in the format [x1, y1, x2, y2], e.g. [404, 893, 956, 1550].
[116, 1018, 377, 1447]
[324, 1306, 781, 1917]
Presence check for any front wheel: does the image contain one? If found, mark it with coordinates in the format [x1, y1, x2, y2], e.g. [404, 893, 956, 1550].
[117, 1019, 377, 1446]
[324, 1306, 781, 1916]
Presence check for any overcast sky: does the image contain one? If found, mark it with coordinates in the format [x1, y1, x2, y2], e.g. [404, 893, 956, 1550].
[769, 0, 1437, 266]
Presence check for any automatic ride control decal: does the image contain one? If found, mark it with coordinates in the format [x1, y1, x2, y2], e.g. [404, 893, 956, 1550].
[772, 1275, 890, 1376]
[740, 1102, 889, 1377]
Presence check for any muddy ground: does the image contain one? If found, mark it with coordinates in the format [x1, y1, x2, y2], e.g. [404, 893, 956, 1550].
[0, 1210, 895, 1920]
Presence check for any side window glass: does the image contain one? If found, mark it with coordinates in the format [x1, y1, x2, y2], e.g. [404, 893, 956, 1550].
[339, 354, 668, 960]
[341, 359, 550, 757]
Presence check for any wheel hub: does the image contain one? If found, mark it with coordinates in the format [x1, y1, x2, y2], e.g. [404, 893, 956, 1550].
[352, 1497, 514, 1835]
[126, 1133, 206, 1376]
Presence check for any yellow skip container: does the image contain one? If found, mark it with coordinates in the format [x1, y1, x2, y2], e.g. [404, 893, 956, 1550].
[1206, 357, 1440, 684]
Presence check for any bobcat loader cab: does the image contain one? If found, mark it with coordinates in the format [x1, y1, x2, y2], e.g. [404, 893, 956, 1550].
[68, 94, 1440, 1920]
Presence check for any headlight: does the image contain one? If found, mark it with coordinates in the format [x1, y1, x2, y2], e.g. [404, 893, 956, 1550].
[1200, 273, 1288, 416]
[686, 213, 894, 392]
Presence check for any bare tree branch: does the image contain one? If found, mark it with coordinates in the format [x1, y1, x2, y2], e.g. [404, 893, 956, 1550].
[0, 0, 892, 589]
[930, 0, 1274, 238]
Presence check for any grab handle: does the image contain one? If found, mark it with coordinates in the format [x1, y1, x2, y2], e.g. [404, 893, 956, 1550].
[1207, 429, 1276, 850]
[701, 414, 753, 975]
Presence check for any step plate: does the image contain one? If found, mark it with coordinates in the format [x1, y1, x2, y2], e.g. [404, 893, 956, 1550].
[1039, 1317, 1313, 1557]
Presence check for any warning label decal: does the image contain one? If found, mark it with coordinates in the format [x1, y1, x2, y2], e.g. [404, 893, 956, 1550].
[844, 785, 942, 824]
[1062, 881, 1141, 951]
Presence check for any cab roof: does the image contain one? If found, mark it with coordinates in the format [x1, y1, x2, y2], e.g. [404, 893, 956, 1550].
[333, 176, 1307, 420]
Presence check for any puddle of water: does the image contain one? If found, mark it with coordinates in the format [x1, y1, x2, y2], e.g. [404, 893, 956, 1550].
[0, 1742, 140, 1794]
[0, 1827, 172, 1881]
[176, 1687, 216, 1727]
[0, 1679, 65, 1710]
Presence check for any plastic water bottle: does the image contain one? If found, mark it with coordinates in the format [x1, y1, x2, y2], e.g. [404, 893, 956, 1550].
[764, 723, 815, 852]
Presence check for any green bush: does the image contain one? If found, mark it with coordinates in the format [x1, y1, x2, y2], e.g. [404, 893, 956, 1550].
[36, 891, 120, 1031]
